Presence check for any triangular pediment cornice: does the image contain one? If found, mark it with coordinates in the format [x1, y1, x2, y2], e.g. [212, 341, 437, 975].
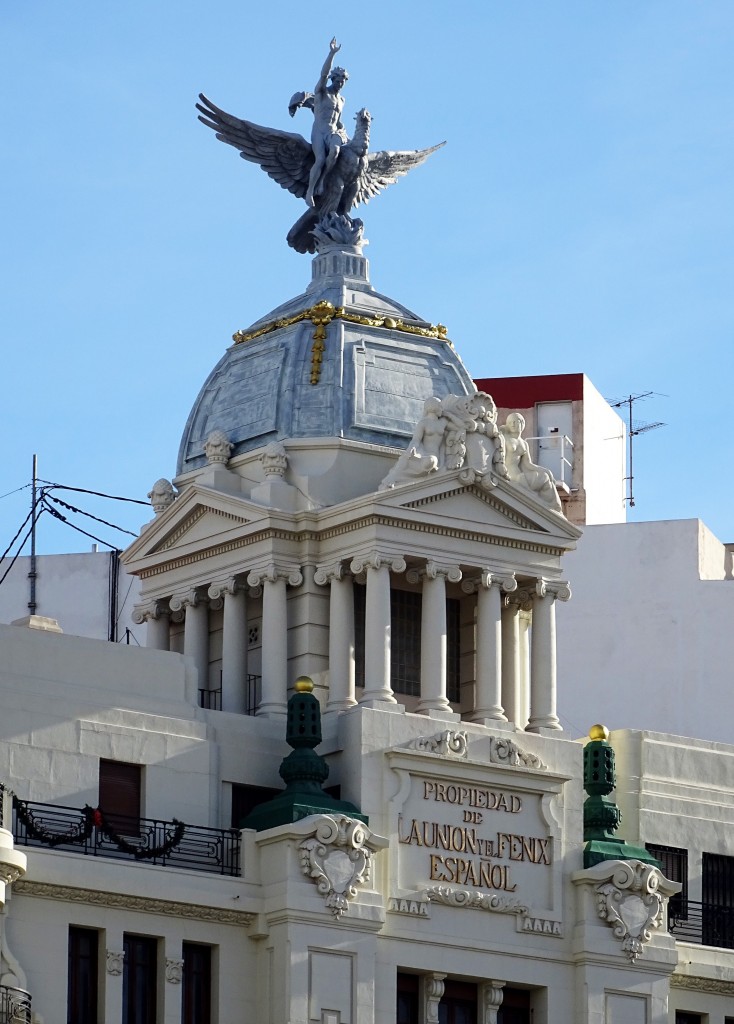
[400, 484, 539, 532]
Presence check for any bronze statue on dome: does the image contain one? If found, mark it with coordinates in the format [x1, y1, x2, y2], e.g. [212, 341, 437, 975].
[197, 38, 444, 254]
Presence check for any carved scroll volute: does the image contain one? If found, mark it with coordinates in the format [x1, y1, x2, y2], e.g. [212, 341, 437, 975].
[314, 562, 344, 587]
[247, 565, 304, 589]
[461, 571, 516, 596]
[349, 554, 407, 576]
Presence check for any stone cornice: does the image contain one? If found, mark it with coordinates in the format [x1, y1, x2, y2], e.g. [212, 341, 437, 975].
[670, 973, 734, 995]
[136, 514, 565, 580]
[14, 880, 255, 926]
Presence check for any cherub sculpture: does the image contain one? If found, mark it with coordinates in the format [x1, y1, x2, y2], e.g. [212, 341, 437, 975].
[197, 38, 444, 253]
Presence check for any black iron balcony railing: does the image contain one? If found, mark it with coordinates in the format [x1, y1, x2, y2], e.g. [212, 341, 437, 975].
[0, 984, 32, 1024]
[6, 790, 240, 876]
[199, 674, 261, 715]
[669, 900, 734, 949]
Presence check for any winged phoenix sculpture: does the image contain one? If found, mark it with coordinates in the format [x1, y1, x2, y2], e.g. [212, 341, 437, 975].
[197, 38, 444, 254]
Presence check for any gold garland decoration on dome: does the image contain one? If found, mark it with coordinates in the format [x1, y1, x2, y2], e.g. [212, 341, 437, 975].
[232, 302, 451, 386]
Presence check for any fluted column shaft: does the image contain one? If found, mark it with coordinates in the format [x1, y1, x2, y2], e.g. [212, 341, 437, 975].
[527, 580, 570, 732]
[221, 587, 247, 714]
[260, 576, 288, 716]
[472, 576, 508, 721]
[327, 573, 356, 711]
[362, 564, 394, 703]
[183, 599, 209, 691]
[501, 598, 521, 725]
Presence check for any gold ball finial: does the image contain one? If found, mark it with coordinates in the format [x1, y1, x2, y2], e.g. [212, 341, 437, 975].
[294, 675, 314, 693]
[589, 723, 609, 741]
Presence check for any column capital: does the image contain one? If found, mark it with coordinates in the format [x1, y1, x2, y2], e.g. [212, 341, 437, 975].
[169, 588, 202, 613]
[349, 553, 406, 576]
[314, 562, 344, 586]
[247, 564, 303, 588]
[407, 561, 462, 585]
[131, 599, 168, 624]
[507, 588, 534, 612]
[461, 570, 516, 594]
[535, 578, 572, 602]
[207, 577, 240, 601]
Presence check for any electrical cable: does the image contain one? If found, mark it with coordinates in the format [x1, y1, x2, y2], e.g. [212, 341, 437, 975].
[40, 482, 148, 506]
[115, 574, 136, 627]
[0, 483, 32, 501]
[45, 493, 137, 538]
[0, 510, 45, 588]
[41, 498, 120, 551]
[0, 507, 35, 564]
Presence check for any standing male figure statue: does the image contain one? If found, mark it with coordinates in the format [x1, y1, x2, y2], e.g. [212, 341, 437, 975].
[291, 37, 349, 207]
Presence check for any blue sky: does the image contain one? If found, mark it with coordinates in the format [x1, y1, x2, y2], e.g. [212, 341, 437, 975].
[2, 2, 732, 556]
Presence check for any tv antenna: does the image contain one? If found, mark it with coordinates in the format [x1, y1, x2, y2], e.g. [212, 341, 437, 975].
[607, 392, 666, 507]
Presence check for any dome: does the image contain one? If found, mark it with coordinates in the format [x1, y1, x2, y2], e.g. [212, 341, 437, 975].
[176, 245, 474, 476]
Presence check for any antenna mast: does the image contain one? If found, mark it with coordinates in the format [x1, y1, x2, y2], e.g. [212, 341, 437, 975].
[609, 394, 665, 507]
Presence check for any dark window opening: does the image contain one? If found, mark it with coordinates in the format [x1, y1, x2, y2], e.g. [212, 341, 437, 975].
[123, 934, 157, 1024]
[68, 926, 98, 1024]
[396, 972, 419, 1024]
[498, 988, 531, 1024]
[231, 783, 280, 828]
[703, 852, 734, 948]
[646, 843, 687, 918]
[182, 943, 212, 1024]
[99, 760, 141, 836]
[438, 980, 477, 1024]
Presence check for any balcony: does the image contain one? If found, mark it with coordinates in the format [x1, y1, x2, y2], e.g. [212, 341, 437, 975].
[0, 985, 32, 1024]
[5, 788, 240, 876]
[669, 900, 734, 949]
[199, 673, 262, 714]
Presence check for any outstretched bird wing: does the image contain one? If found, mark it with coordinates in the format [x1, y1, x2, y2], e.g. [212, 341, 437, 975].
[197, 93, 313, 199]
[354, 142, 446, 207]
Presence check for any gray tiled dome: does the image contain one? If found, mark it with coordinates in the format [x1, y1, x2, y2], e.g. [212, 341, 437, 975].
[177, 248, 474, 475]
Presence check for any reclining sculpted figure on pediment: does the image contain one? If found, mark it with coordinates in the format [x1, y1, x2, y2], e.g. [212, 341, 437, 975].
[379, 391, 508, 490]
[500, 413, 562, 513]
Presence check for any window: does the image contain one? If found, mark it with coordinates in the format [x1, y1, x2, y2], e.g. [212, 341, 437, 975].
[354, 588, 461, 700]
[675, 1014, 704, 1024]
[231, 783, 280, 828]
[182, 944, 211, 1024]
[99, 760, 141, 835]
[123, 934, 157, 1024]
[646, 844, 688, 918]
[703, 852, 734, 948]
[438, 980, 477, 1024]
[68, 926, 98, 1024]
[396, 973, 419, 1024]
[497, 988, 530, 1024]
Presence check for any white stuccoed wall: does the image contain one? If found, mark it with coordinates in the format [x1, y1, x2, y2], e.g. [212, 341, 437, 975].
[557, 518, 734, 741]
[0, 551, 141, 641]
[580, 377, 626, 525]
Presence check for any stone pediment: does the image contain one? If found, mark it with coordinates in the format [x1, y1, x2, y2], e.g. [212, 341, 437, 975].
[375, 474, 581, 544]
[123, 486, 270, 565]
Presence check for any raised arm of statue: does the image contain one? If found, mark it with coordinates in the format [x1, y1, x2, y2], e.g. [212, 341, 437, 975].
[316, 37, 341, 93]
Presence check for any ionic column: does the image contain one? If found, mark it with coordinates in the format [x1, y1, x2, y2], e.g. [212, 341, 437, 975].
[248, 565, 303, 716]
[422, 972, 446, 1024]
[170, 589, 208, 689]
[408, 561, 462, 714]
[351, 554, 406, 704]
[209, 579, 247, 714]
[131, 600, 170, 651]
[501, 595, 521, 725]
[465, 571, 516, 722]
[527, 579, 571, 733]
[315, 563, 356, 712]
[480, 980, 505, 1024]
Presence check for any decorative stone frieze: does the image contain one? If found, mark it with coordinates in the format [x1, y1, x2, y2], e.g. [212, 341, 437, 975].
[489, 737, 547, 771]
[204, 429, 233, 465]
[423, 972, 446, 1024]
[670, 975, 734, 995]
[106, 950, 125, 975]
[575, 860, 679, 963]
[147, 478, 176, 515]
[299, 814, 385, 918]
[406, 730, 468, 758]
[247, 565, 303, 588]
[165, 958, 184, 984]
[14, 880, 256, 925]
[425, 886, 528, 916]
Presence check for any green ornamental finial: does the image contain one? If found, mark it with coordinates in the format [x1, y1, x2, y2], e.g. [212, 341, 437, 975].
[582, 724, 659, 869]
